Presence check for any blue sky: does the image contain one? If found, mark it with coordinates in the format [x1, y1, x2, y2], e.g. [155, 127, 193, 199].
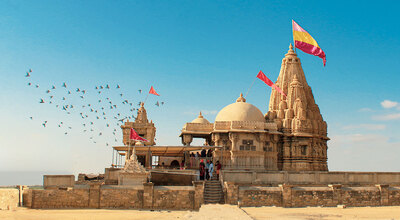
[0, 0, 399, 185]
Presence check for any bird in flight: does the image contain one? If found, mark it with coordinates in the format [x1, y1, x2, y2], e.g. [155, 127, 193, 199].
[39, 99, 45, 103]
[62, 82, 67, 88]
[116, 85, 120, 89]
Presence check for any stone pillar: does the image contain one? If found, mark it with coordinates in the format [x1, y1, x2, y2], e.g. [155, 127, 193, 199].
[143, 182, 154, 209]
[229, 133, 239, 167]
[182, 134, 193, 146]
[22, 187, 32, 208]
[376, 184, 389, 206]
[193, 181, 205, 210]
[329, 184, 342, 206]
[184, 151, 190, 168]
[279, 184, 292, 207]
[89, 183, 101, 208]
[225, 182, 239, 205]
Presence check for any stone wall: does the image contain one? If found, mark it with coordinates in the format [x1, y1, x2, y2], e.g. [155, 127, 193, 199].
[29, 188, 89, 208]
[24, 182, 204, 210]
[222, 171, 400, 185]
[100, 186, 143, 208]
[43, 175, 75, 189]
[226, 183, 400, 207]
[0, 188, 19, 210]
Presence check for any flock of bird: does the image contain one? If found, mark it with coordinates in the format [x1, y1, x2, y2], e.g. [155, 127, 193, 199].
[25, 69, 164, 146]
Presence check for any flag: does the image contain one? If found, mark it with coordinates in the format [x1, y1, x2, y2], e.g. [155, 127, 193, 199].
[129, 128, 148, 142]
[257, 71, 287, 97]
[292, 20, 326, 66]
[149, 86, 160, 96]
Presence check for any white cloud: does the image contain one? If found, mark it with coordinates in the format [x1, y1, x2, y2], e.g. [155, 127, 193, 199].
[330, 133, 388, 144]
[381, 100, 398, 109]
[342, 124, 386, 130]
[372, 113, 400, 121]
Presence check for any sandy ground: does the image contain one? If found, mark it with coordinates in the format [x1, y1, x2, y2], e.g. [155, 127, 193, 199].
[1, 205, 400, 220]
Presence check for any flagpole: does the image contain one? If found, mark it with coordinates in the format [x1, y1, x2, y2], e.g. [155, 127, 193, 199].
[127, 130, 131, 162]
[245, 76, 257, 99]
[143, 93, 149, 105]
[292, 19, 297, 53]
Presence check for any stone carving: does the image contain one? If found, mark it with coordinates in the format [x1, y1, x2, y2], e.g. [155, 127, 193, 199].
[267, 44, 329, 171]
[123, 153, 148, 174]
[121, 103, 156, 146]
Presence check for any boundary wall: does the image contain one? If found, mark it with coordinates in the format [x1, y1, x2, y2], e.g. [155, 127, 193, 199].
[23, 182, 205, 210]
[0, 188, 20, 210]
[222, 171, 400, 185]
[224, 183, 400, 207]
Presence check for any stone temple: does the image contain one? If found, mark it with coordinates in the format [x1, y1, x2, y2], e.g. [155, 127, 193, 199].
[181, 44, 328, 172]
[19, 44, 400, 210]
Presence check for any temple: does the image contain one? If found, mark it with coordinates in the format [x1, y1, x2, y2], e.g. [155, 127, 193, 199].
[180, 44, 328, 171]
[24, 44, 400, 211]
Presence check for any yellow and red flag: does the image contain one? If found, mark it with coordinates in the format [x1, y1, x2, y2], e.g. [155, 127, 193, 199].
[292, 20, 326, 66]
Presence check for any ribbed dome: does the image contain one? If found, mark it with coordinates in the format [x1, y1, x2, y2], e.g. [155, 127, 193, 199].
[215, 93, 265, 122]
[191, 112, 210, 123]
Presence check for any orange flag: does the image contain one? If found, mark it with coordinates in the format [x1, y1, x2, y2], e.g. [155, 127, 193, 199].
[149, 86, 160, 96]
[257, 71, 287, 97]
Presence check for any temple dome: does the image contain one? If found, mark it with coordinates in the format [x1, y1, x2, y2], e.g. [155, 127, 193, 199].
[215, 93, 265, 122]
[191, 112, 210, 123]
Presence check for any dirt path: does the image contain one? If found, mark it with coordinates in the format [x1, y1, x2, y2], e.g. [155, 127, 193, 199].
[1, 205, 400, 220]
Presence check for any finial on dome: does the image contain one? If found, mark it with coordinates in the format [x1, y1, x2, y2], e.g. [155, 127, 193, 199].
[236, 93, 246, 102]
[140, 102, 144, 107]
[286, 43, 297, 57]
[198, 111, 203, 118]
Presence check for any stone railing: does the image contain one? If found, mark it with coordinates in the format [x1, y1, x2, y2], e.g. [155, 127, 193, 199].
[221, 171, 400, 185]
[183, 123, 214, 132]
[214, 121, 231, 130]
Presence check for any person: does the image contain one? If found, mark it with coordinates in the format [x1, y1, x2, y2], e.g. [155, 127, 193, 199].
[209, 161, 214, 179]
[161, 162, 165, 169]
[216, 161, 222, 179]
[207, 149, 212, 157]
[201, 149, 206, 157]
[196, 152, 200, 158]
[190, 152, 195, 157]
[180, 160, 185, 170]
[205, 160, 210, 180]
[199, 159, 205, 180]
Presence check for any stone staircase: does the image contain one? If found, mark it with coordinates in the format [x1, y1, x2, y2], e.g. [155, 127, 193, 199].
[203, 174, 224, 204]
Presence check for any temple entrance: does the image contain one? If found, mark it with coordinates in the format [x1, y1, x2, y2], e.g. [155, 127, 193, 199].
[137, 155, 146, 166]
[170, 160, 180, 168]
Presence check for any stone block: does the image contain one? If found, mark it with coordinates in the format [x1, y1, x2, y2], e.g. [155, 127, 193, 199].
[43, 175, 75, 189]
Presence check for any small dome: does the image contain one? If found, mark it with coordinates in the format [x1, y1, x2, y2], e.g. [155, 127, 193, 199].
[191, 112, 210, 123]
[215, 93, 265, 122]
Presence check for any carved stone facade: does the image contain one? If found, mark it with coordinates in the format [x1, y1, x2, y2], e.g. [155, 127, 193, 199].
[121, 102, 156, 146]
[266, 44, 328, 171]
[181, 45, 329, 171]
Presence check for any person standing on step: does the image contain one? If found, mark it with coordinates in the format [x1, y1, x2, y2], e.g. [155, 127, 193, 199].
[205, 160, 210, 180]
[209, 161, 214, 179]
[199, 159, 205, 180]
[216, 160, 222, 180]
